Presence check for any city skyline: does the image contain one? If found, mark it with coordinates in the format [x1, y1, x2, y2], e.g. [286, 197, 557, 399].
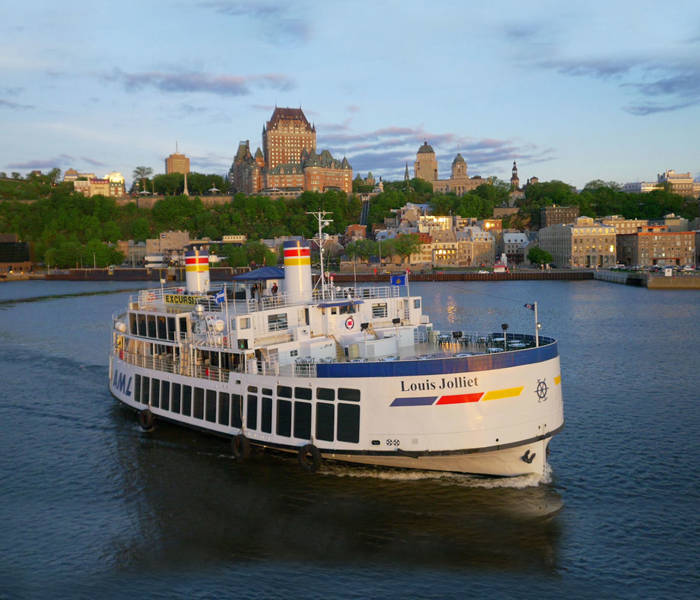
[2, 0, 700, 188]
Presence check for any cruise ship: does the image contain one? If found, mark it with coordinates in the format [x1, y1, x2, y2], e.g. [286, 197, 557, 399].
[109, 217, 564, 476]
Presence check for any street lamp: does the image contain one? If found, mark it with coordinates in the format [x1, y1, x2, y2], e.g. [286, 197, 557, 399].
[501, 322, 508, 350]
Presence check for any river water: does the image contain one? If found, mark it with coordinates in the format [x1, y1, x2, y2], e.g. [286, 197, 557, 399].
[0, 280, 697, 599]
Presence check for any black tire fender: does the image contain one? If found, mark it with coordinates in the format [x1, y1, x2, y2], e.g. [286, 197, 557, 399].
[297, 444, 321, 472]
[138, 408, 154, 430]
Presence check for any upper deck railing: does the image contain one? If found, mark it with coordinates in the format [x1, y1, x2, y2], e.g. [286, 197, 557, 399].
[133, 284, 402, 314]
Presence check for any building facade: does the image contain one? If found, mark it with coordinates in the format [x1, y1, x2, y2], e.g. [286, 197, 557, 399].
[538, 216, 616, 268]
[413, 142, 486, 195]
[617, 229, 695, 267]
[72, 172, 126, 197]
[600, 216, 649, 235]
[229, 108, 352, 196]
[540, 204, 580, 228]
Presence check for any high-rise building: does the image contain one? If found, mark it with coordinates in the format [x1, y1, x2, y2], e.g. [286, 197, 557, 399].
[229, 107, 352, 196]
[165, 148, 190, 175]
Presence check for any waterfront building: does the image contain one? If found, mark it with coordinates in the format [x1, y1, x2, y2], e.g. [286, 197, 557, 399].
[164, 148, 191, 175]
[229, 108, 352, 196]
[540, 204, 580, 228]
[651, 213, 689, 232]
[503, 232, 529, 265]
[0, 233, 31, 274]
[538, 216, 616, 268]
[617, 229, 695, 266]
[600, 216, 649, 235]
[413, 142, 487, 195]
[115, 240, 147, 266]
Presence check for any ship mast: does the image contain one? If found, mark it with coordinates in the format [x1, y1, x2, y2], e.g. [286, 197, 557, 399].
[306, 210, 332, 300]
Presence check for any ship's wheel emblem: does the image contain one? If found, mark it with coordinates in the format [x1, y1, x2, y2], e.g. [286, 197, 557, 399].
[535, 379, 548, 401]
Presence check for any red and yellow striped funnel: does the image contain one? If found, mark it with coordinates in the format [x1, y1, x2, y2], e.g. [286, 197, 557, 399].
[185, 247, 210, 294]
[283, 240, 311, 303]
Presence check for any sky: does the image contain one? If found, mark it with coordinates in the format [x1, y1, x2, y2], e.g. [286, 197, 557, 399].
[1, 0, 699, 189]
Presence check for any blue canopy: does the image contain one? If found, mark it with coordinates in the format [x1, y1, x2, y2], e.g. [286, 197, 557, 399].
[232, 266, 284, 281]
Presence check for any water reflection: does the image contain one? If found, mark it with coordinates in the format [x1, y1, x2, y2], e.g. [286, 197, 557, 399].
[112, 410, 562, 574]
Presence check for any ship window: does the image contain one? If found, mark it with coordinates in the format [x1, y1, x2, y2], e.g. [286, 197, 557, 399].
[268, 313, 288, 331]
[294, 401, 311, 440]
[262, 388, 273, 396]
[147, 315, 157, 338]
[194, 388, 204, 419]
[179, 317, 188, 336]
[414, 299, 421, 309]
[316, 403, 334, 441]
[261, 397, 272, 433]
[337, 403, 360, 443]
[167, 317, 176, 341]
[161, 380, 170, 411]
[206, 389, 217, 423]
[182, 385, 192, 417]
[135, 374, 142, 403]
[129, 313, 137, 334]
[277, 386, 292, 398]
[317, 387, 335, 401]
[232, 394, 243, 428]
[218, 393, 230, 426]
[141, 376, 150, 405]
[151, 379, 160, 408]
[157, 316, 167, 340]
[239, 317, 250, 330]
[172, 383, 181, 413]
[295, 387, 312, 400]
[290, 350, 298, 357]
[247, 395, 258, 430]
[248, 386, 258, 393]
[372, 303, 387, 318]
[338, 388, 361, 402]
[277, 400, 292, 436]
[137, 313, 146, 336]
[331, 307, 337, 315]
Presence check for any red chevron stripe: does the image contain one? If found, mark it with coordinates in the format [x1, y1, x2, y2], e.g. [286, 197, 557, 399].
[435, 392, 484, 405]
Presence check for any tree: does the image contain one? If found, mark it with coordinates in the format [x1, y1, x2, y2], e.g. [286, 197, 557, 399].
[393, 234, 422, 263]
[528, 246, 553, 265]
[132, 166, 153, 192]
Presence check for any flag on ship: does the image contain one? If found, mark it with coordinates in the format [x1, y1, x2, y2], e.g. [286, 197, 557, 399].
[391, 274, 406, 286]
[215, 289, 226, 304]
[524, 303, 535, 310]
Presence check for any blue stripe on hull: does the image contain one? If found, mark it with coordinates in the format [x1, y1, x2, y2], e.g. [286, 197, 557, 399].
[316, 341, 558, 378]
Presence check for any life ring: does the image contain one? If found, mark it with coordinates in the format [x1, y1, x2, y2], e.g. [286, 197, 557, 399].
[138, 408, 154, 430]
[231, 434, 251, 462]
[297, 444, 321, 472]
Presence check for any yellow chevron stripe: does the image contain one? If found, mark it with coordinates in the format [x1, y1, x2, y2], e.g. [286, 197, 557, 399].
[554, 375, 561, 385]
[284, 257, 311, 266]
[482, 386, 524, 401]
[186, 265, 209, 272]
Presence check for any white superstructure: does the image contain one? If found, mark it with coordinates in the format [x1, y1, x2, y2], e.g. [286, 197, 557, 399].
[109, 221, 564, 477]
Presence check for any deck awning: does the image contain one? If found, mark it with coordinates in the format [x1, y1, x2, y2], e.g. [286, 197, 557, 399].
[316, 299, 364, 308]
[232, 266, 284, 281]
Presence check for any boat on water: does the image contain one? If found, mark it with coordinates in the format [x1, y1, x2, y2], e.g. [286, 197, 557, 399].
[109, 215, 564, 476]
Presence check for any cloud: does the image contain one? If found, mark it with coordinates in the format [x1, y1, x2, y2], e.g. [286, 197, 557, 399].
[106, 69, 295, 96]
[318, 124, 554, 179]
[200, 1, 312, 43]
[0, 98, 34, 110]
[537, 57, 642, 79]
[80, 157, 107, 167]
[6, 154, 75, 170]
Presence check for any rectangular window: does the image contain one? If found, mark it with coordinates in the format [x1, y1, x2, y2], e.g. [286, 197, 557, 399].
[161, 380, 170, 411]
[338, 388, 361, 402]
[135, 374, 142, 403]
[129, 313, 137, 335]
[277, 385, 292, 398]
[295, 387, 312, 400]
[261, 397, 272, 433]
[316, 387, 335, 401]
[316, 403, 334, 441]
[414, 299, 421, 309]
[179, 317, 188, 337]
[247, 395, 258, 430]
[182, 385, 192, 416]
[157, 316, 167, 340]
[172, 383, 181, 413]
[147, 315, 157, 338]
[248, 386, 258, 393]
[137, 313, 147, 337]
[294, 401, 312, 440]
[239, 317, 250, 329]
[372, 303, 387, 318]
[167, 317, 176, 341]
[206, 389, 217, 423]
[262, 388, 273, 396]
[231, 394, 243, 428]
[218, 393, 230, 426]
[267, 313, 288, 331]
[337, 403, 360, 443]
[277, 399, 292, 436]
[142, 376, 150, 405]
[194, 388, 204, 419]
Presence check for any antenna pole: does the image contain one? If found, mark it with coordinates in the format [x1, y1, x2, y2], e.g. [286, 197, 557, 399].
[306, 210, 333, 300]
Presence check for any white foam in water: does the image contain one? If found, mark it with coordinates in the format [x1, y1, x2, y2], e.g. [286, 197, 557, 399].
[322, 462, 553, 488]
